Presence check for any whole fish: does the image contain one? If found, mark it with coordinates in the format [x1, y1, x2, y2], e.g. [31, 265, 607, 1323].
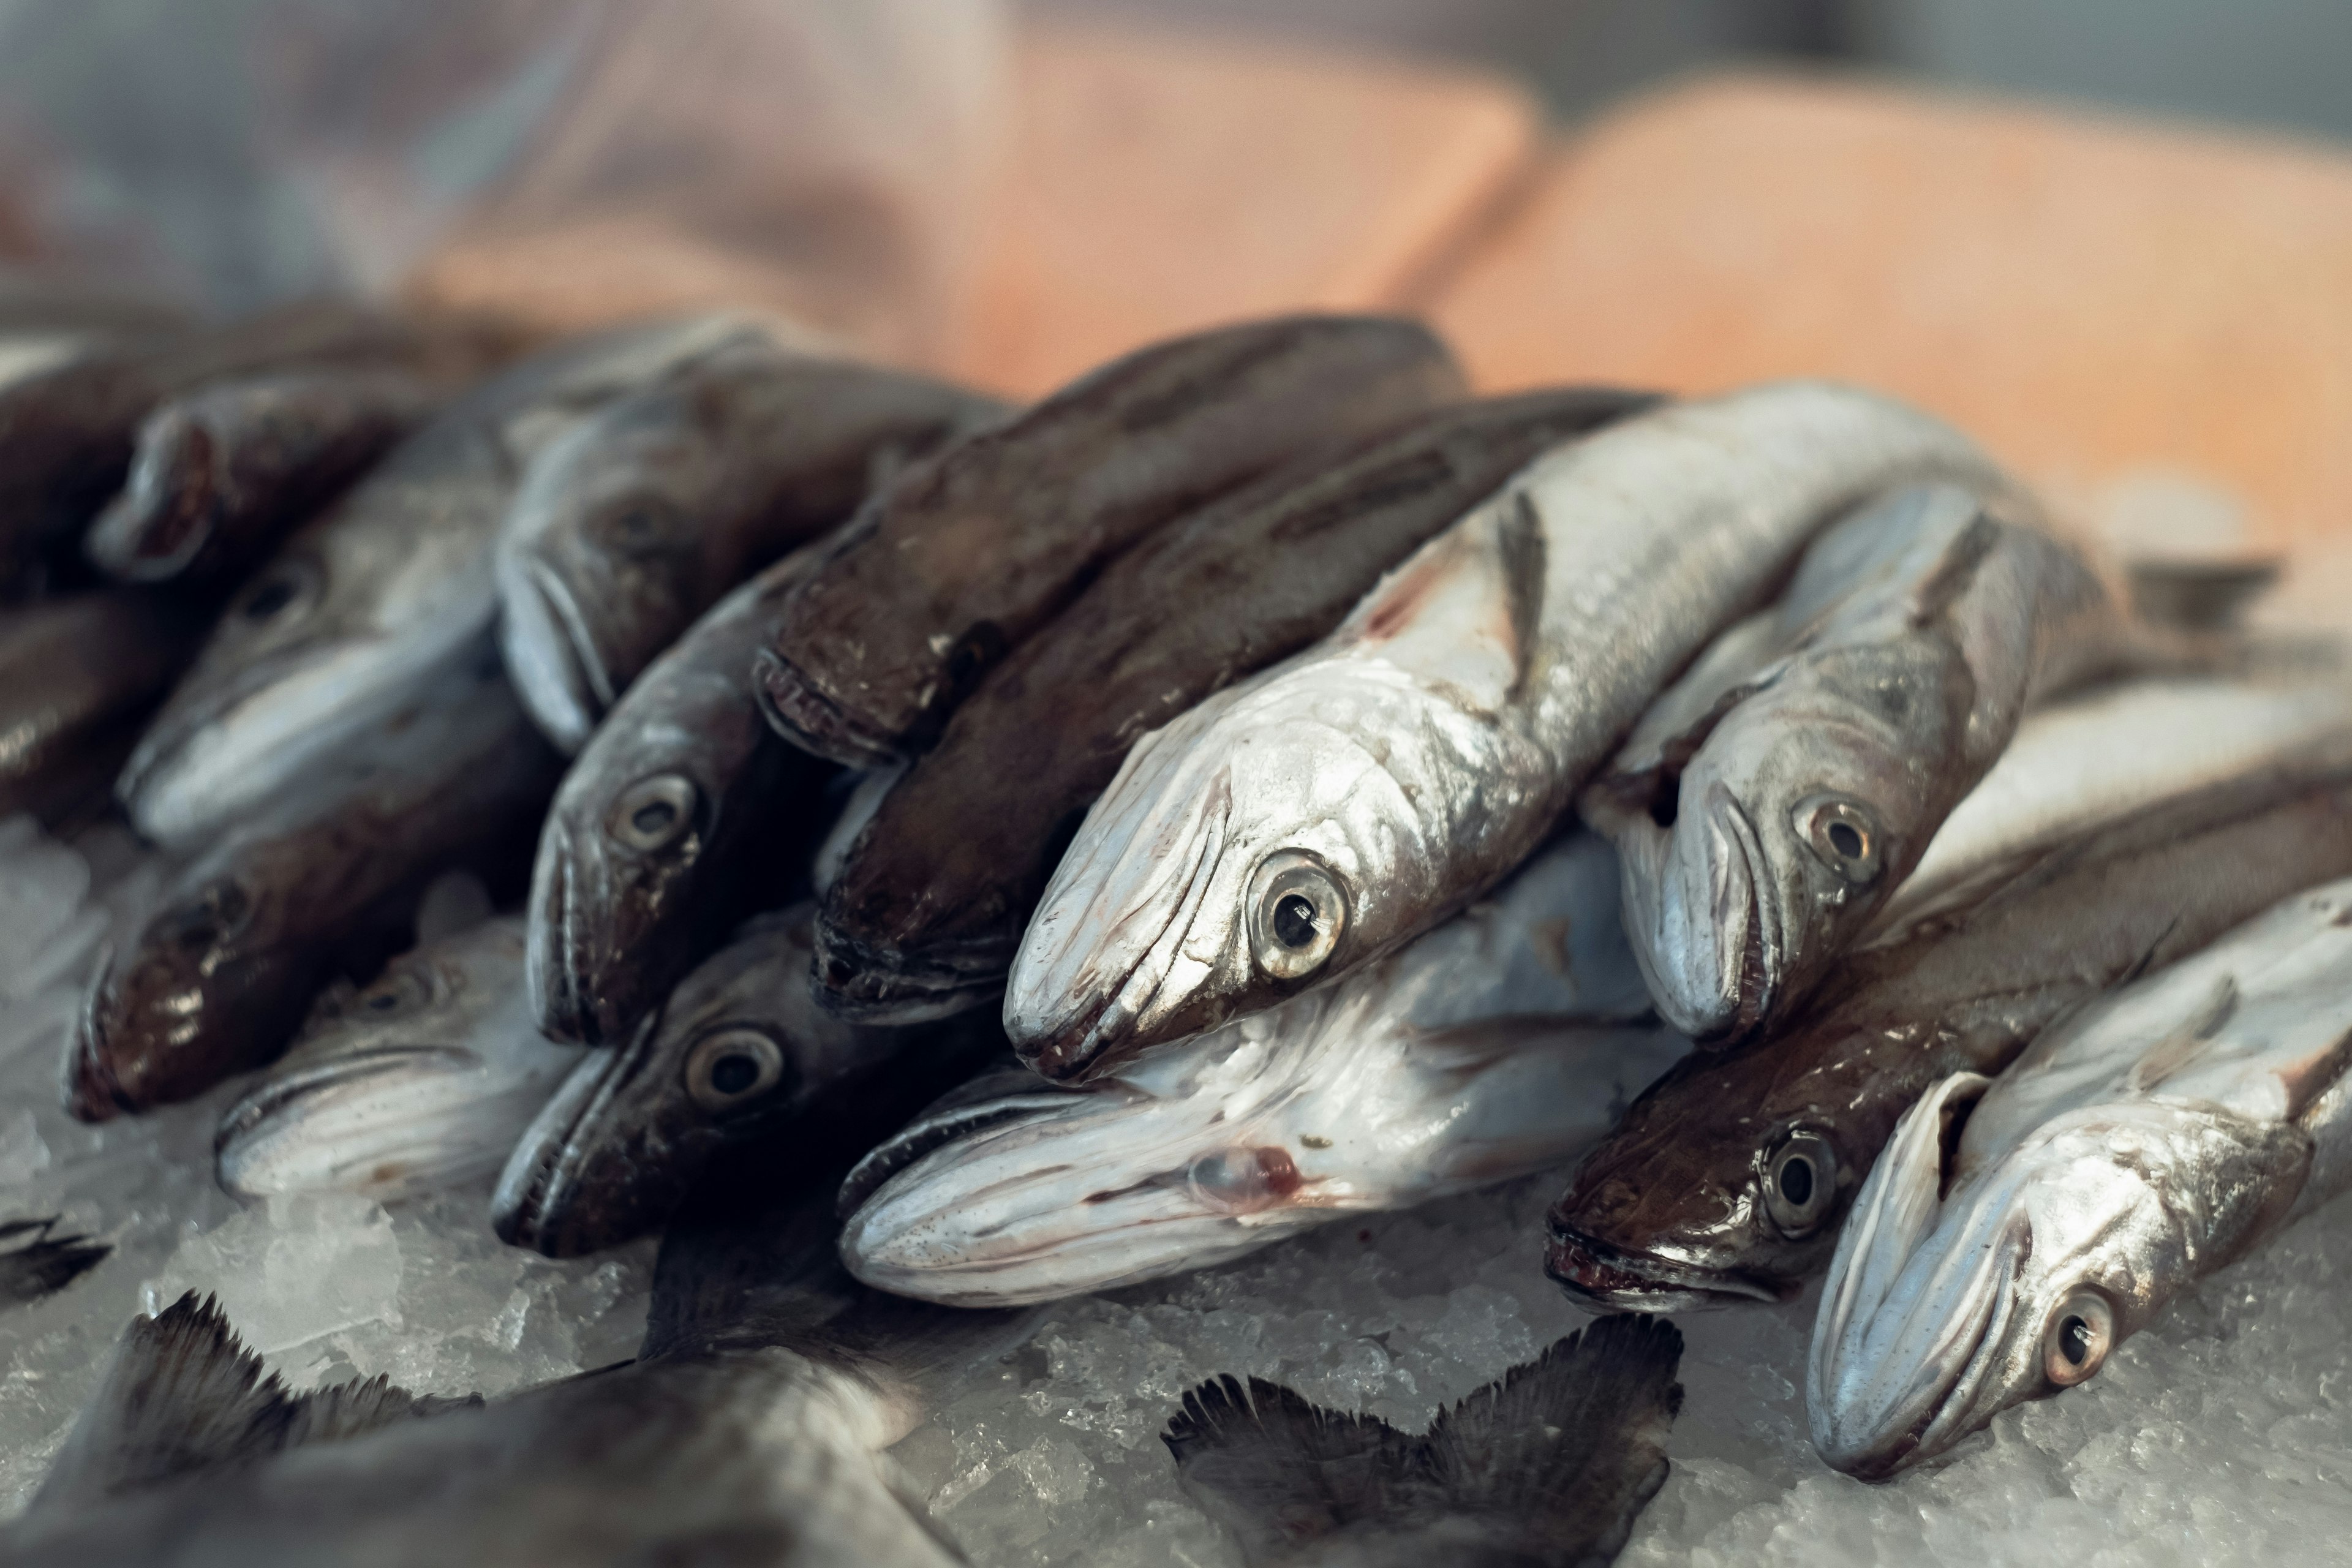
[497, 906, 1000, 1257]
[753, 314, 1468, 767]
[1007, 382, 2008, 1082]
[1545, 696, 2352, 1311]
[70, 655, 560, 1120]
[817, 386, 1658, 1023]
[214, 916, 575, 1204]
[0, 592, 203, 826]
[1811, 877, 2352, 1479]
[1167, 1314, 1684, 1568]
[840, 834, 1686, 1306]
[527, 545, 838, 1047]
[1585, 483, 2142, 1042]
[116, 314, 771, 849]
[84, 366, 439, 587]
[498, 344, 1005, 751]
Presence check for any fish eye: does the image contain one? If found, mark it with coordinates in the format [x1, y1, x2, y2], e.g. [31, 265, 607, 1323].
[171, 879, 253, 953]
[1761, 1128, 1838, 1236]
[1246, 851, 1348, 981]
[2043, 1287, 2114, 1386]
[607, 774, 700, 854]
[1793, 794, 1885, 885]
[1184, 1145, 1302, 1215]
[684, 1028, 790, 1115]
[601, 499, 686, 558]
[235, 559, 319, 624]
[355, 965, 435, 1017]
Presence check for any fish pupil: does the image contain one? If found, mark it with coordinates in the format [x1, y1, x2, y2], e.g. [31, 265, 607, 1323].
[366, 992, 398, 1011]
[243, 579, 296, 619]
[632, 801, 676, 835]
[1779, 1156, 1814, 1206]
[2059, 1315, 2091, 1365]
[1273, 894, 1319, 949]
[709, 1053, 759, 1095]
[1828, 821, 1864, 859]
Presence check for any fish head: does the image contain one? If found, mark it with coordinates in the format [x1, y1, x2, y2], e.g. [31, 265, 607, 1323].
[1809, 1080, 2311, 1479]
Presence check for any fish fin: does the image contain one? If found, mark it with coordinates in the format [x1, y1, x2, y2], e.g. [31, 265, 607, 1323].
[1904, 508, 2002, 628]
[278, 1374, 483, 1447]
[0, 1216, 110, 1306]
[1162, 1373, 1421, 1566]
[1502, 491, 1548, 699]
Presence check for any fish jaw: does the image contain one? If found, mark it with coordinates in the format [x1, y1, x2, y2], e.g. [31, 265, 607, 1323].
[1616, 782, 1782, 1042]
[526, 791, 701, 1047]
[498, 554, 612, 754]
[214, 1044, 502, 1201]
[810, 917, 1006, 1024]
[1542, 1226, 1796, 1311]
[752, 647, 908, 769]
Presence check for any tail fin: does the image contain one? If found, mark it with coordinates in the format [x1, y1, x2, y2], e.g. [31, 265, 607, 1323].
[0, 1216, 110, 1306]
[1164, 1313, 1683, 1567]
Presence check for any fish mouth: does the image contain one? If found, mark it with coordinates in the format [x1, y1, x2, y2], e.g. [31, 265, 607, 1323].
[64, 965, 127, 1124]
[500, 561, 613, 752]
[1544, 1224, 1792, 1310]
[529, 841, 603, 1046]
[812, 919, 1006, 1025]
[750, 649, 905, 769]
[492, 1025, 654, 1257]
[214, 1046, 477, 1155]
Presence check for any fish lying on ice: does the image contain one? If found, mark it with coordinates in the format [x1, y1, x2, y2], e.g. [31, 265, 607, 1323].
[214, 916, 575, 1204]
[0, 591, 204, 826]
[497, 341, 1004, 750]
[1546, 677, 2352, 1311]
[1007, 382, 2008, 1082]
[1585, 481, 2147, 1042]
[815, 386, 1657, 1024]
[1811, 876, 2352, 1479]
[754, 314, 1467, 767]
[840, 833, 1686, 1306]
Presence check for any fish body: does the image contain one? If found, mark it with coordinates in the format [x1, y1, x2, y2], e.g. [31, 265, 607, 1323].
[1811, 877, 2352, 1478]
[1586, 483, 2138, 1042]
[214, 916, 576, 1204]
[754, 314, 1468, 767]
[840, 833, 1687, 1306]
[0, 591, 203, 826]
[1008, 382, 2007, 1081]
[116, 314, 768, 848]
[816, 386, 1658, 1024]
[498, 344, 1005, 751]
[70, 655, 560, 1120]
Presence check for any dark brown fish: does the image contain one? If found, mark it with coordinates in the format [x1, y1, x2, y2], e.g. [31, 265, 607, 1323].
[753, 314, 1467, 766]
[816, 387, 1659, 1023]
[83, 367, 440, 587]
[67, 654, 559, 1121]
[1545, 757, 2352, 1311]
[0, 592, 205, 827]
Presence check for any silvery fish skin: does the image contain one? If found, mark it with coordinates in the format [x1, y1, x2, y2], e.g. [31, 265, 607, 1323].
[841, 833, 1687, 1306]
[214, 916, 575, 1204]
[0, 592, 203, 826]
[497, 906, 1000, 1257]
[85, 366, 439, 587]
[754, 314, 1467, 767]
[816, 387, 1658, 1024]
[1008, 382, 2008, 1082]
[116, 315, 768, 848]
[1811, 878, 2352, 1479]
[527, 546, 837, 1047]
[1586, 483, 2138, 1042]
[69, 655, 560, 1121]
[1545, 697, 2352, 1311]
[498, 344, 1005, 751]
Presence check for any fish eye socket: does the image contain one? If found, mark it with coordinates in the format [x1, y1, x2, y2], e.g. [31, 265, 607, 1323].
[1761, 1128, 1838, 1236]
[2043, 1288, 2114, 1386]
[1794, 794, 1885, 885]
[172, 879, 253, 952]
[356, 965, 434, 1017]
[602, 499, 685, 557]
[684, 1028, 789, 1115]
[1246, 851, 1348, 981]
[236, 559, 318, 624]
[608, 775, 700, 854]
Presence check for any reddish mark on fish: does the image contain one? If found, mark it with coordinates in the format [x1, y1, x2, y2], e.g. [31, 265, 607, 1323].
[1358, 547, 1457, 642]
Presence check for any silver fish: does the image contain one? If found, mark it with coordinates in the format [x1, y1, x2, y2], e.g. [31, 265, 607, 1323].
[116, 314, 771, 848]
[842, 833, 1687, 1306]
[214, 916, 575, 1204]
[1811, 877, 2352, 1479]
[1007, 382, 2008, 1080]
[1586, 483, 2142, 1041]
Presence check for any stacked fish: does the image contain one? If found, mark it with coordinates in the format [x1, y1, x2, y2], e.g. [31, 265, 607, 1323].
[4, 273, 2344, 1561]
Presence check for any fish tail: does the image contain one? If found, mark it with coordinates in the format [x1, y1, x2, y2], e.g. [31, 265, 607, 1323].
[0, 1216, 109, 1306]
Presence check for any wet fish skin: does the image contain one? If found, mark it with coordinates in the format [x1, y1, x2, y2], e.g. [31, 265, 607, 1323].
[1007, 382, 2008, 1082]
[214, 916, 575, 1204]
[817, 386, 1659, 1024]
[1810, 878, 2352, 1479]
[497, 905, 1001, 1258]
[0, 591, 204, 827]
[69, 658, 560, 1121]
[85, 366, 439, 587]
[498, 344, 1006, 752]
[754, 314, 1468, 767]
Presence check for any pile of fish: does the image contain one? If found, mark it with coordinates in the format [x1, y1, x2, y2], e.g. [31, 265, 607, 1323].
[1, 269, 2342, 1562]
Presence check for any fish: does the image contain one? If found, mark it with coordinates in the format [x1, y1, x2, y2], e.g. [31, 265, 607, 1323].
[1545, 687, 2352, 1311]
[816, 386, 1659, 1024]
[840, 832, 1687, 1306]
[497, 342, 1006, 751]
[0, 590, 205, 827]
[1810, 876, 2352, 1479]
[526, 543, 840, 1047]
[1007, 382, 2010, 1082]
[115, 313, 772, 849]
[753, 314, 1468, 767]
[1584, 482, 2146, 1042]
[497, 905, 1001, 1257]
[0, 271, 189, 338]
[213, 916, 576, 1204]
[69, 653, 560, 1121]
[1166, 1313, 1684, 1568]
[83, 366, 440, 587]
[0, 1218, 110, 1308]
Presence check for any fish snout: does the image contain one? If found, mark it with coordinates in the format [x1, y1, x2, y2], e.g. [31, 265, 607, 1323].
[750, 649, 904, 769]
[64, 967, 129, 1123]
[498, 559, 609, 753]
